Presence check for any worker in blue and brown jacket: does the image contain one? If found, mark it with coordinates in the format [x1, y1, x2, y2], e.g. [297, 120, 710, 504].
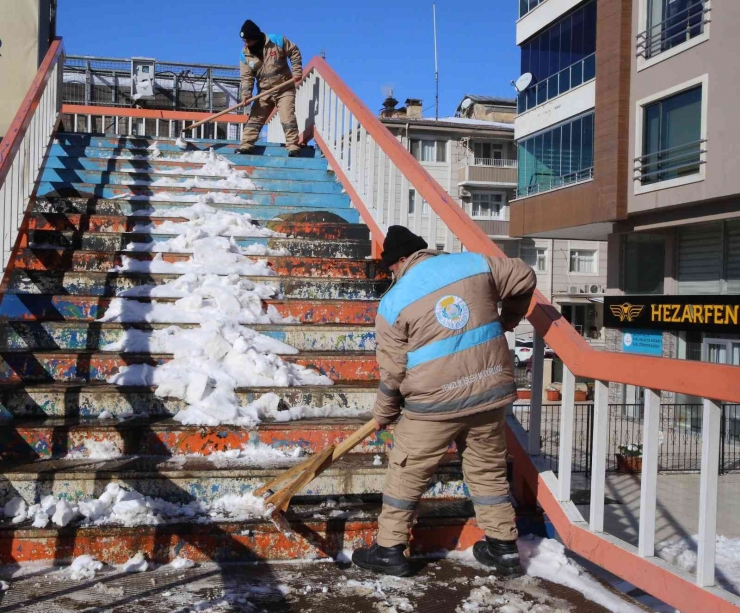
[236, 19, 302, 156]
[352, 226, 536, 578]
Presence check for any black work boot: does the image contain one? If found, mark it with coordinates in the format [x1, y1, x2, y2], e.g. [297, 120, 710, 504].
[352, 543, 411, 576]
[234, 147, 254, 155]
[287, 149, 300, 157]
[473, 537, 524, 577]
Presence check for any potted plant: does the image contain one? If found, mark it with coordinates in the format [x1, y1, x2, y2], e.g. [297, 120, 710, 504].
[616, 444, 643, 474]
[546, 383, 561, 402]
[517, 388, 532, 400]
[574, 383, 588, 402]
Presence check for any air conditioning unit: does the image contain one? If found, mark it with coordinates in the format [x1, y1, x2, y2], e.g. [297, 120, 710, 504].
[583, 283, 599, 294]
[568, 285, 580, 294]
[458, 186, 472, 198]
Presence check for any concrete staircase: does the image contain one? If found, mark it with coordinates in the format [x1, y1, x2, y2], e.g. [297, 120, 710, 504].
[0, 133, 542, 566]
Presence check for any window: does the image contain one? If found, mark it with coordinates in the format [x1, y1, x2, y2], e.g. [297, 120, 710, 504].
[517, 112, 594, 197]
[519, 0, 546, 18]
[639, 85, 702, 186]
[639, 0, 707, 60]
[410, 139, 446, 163]
[518, 1, 597, 114]
[521, 244, 548, 272]
[409, 189, 430, 216]
[623, 234, 665, 294]
[473, 142, 503, 165]
[471, 193, 503, 218]
[436, 243, 445, 251]
[677, 221, 740, 295]
[569, 249, 597, 274]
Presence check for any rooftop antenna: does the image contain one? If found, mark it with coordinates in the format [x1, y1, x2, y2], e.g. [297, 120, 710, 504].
[433, 3, 439, 120]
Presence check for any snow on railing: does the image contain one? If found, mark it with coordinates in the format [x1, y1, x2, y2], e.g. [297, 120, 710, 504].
[267, 56, 740, 613]
[0, 39, 65, 271]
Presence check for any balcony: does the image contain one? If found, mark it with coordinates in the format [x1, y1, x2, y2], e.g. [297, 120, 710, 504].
[514, 167, 593, 200]
[458, 158, 518, 187]
[472, 219, 510, 237]
[636, 0, 710, 62]
[517, 53, 596, 115]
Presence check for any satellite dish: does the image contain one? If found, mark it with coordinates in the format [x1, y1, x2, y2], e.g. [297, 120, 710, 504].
[514, 73, 534, 93]
[460, 98, 473, 111]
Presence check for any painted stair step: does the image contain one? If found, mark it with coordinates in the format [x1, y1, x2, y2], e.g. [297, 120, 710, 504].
[0, 499, 543, 564]
[4, 271, 388, 299]
[2, 416, 390, 460]
[33, 197, 361, 223]
[54, 134, 322, 155]
[26, 231, 371, 259]
[28, 214, 371, 241]
[41, 169, 344, 195]
[0, 322, 376, 352]
[0, 454, 466, 506]
[14, 249, 386, 279]
[37, 184, 353, 209]
[45, 156, 337, 181]
[0, 296, 379, 324]
[0, 350, 378, 382]
[0, 383, 378, 419]
[49, 144, 331, 169]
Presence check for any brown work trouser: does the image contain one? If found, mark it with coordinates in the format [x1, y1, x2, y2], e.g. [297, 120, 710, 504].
[377, 408, 517, 547]
[240, 87, 299, 151]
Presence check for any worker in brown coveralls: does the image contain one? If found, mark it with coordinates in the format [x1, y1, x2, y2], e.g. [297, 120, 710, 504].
[352, 226, 537, 577]
[236, 20, 302, 156]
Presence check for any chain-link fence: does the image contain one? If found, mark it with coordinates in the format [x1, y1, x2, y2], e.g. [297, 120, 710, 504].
[63, 56, 242, 113]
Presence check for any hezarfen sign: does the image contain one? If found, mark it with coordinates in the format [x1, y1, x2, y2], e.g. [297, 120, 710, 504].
[604, 295, 740, 334]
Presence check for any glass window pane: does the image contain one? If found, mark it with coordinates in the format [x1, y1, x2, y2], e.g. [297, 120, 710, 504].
[571, 118, 582, 173]
[581, 113, 594, 171]
[583, 53, 596, 82]
[536, 81, 547, 106]
[411, 139, 421, 160]
[520, 0, 529, 19]
[624, 234, 666, 294]
[571, 59, 583, 88]
[408, 189, 415, 214]
[539, 29, 550, 80]
[584, 1, 597, 56]
[552, 126, 562, 178]
[549, 22, 561, 76]
[543, 131, 554, 185]
[421, 140, 435, 162]
[559, 66, 571, 96]
[436, 140, 447, 162]
[560, 15, 572, 73]
[561, 121, 572, 176]
[572, 9, 585, 64]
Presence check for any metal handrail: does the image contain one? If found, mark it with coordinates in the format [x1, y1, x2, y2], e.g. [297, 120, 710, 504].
[65, 55, 240, 73]
[635, 1, 710, 59]
[517, 53, 596, 115]
[471, 157, 518, 168]
[514, 167, 594, 199]
[634, 139, 706, 182]
[0, 39, 65, 272]
[633, 138, 707, 163]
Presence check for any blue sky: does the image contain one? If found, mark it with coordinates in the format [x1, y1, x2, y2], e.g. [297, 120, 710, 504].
[58, 0, 520, 118]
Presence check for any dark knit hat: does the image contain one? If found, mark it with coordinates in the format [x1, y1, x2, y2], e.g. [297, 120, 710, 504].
[381, 226, 428, 267]
[240, 20, 262, 41]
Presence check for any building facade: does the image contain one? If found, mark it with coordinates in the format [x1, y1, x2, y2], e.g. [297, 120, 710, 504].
[512, 1, 739, 417]
[379, 95, 607, 344]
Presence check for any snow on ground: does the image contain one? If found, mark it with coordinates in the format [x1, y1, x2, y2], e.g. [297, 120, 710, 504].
[69, 555, 104, 581]
[113, 190, 259, 205]
[147, 148, 258, 191]
[2, 483, 270, 529]
[66, 439, 123, 460]
[657, 534, 740, 596]
[447, 537, 644, 613]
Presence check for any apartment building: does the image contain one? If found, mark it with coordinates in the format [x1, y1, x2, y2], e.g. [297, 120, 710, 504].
[378, 94, 607, 343]
[512, 0, 739, 408]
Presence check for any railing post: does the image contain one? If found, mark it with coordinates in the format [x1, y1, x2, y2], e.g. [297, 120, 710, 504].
[506, 331, 516, 417]
[85, 59, 91, 105]
[528, 333, 545, 455]
[638, 388, 661, 557]
[697, 397, 721, 587]
[557, 365, 576, 502]
[589, 380, 609, 532]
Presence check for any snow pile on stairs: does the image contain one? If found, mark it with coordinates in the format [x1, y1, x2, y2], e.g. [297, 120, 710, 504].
[100, 151, 337, 426]
[150, 148, 258, 190]
[3, 482, 272, 529]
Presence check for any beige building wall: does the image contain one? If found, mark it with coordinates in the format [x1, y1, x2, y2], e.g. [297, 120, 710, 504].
[0, 0, 54, 137]
[628, 0, 740, 215]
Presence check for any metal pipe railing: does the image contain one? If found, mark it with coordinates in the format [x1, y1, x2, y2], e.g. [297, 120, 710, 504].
[0, 39, 65, 272]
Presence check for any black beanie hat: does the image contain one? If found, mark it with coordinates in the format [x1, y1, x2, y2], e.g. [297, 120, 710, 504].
[240, 20, 262, 41]
[381, 226, 428, 267]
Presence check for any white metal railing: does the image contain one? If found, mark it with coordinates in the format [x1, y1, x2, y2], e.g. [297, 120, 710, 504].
[515, 335, 738, 606]
[61, 110, 244, 142]
[0, 40, 65, 271]
[468, 156, 518, 168]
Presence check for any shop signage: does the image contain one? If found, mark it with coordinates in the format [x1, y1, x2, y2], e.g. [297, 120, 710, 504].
[622, 329, 663, 356]
[605, 295, 740, 333]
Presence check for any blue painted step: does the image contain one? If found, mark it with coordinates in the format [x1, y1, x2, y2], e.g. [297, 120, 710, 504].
[48, 145, 330, 169]
[37, 183, 353, 209]
[44, 157, 335, 182]
[41, 169, 343, 194]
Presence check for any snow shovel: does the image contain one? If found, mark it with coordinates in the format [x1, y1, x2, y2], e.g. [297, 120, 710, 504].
[255, 419, 378, 536]
[178, 80, 296, 147]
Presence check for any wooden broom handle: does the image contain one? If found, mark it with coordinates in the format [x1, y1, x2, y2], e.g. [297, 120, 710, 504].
[183, 80, 295, 134]
[332, 419, 378, 461]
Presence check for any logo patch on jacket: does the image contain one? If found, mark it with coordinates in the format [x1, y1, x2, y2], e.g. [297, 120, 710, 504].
[435, 295, 470, 330]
